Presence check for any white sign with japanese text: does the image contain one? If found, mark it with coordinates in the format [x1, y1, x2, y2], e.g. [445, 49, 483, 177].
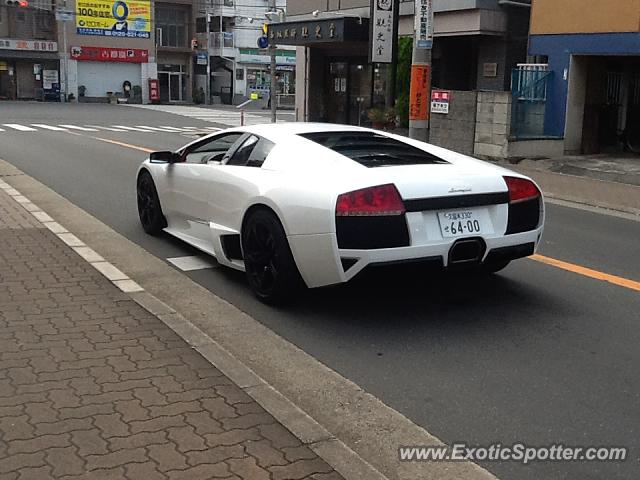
[371, 0, 396, 63]
[415, 0, 433, 49]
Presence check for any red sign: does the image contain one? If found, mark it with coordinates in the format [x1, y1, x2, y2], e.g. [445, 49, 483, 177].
[409, 64, 431, 122]
[149, 79, 159, 102]
[70, 46, 148, 63]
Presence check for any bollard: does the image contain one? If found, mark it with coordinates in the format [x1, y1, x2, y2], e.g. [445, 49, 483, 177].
[241, 109, 244, 126]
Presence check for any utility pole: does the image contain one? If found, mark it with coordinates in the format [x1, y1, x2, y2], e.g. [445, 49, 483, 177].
[268, 0, 277, 123]
[206, 13, 211, 105]
[409, 0, 433, 141]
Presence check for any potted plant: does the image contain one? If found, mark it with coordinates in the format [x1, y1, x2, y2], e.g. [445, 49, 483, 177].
[193, 87, 205, 105]
[367, 107, 387, 129]
[384, 107, 397, 130]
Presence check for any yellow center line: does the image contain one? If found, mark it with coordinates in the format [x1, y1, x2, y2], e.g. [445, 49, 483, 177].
[531, 254, 640, 292]
[79, 136, 640, 294]
[89, 136, 155, 153]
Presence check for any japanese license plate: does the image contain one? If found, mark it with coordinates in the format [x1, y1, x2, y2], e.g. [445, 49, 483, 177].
[438, 210, 488, 238]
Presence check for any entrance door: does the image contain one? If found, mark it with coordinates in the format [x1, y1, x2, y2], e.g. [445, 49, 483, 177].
[169, 72, 182, 102]
[326, 61, 348, 124]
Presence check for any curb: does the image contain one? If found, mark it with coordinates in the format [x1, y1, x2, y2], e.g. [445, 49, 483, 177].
[0, 176, 388, 480]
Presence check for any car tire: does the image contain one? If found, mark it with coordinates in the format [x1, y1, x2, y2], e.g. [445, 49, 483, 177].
[479, 259, 511, 274]
[242, 209, 303, 303]
[137, 171, 166, 235]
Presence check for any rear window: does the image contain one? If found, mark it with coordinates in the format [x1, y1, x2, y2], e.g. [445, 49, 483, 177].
[299, 131, 449, 167]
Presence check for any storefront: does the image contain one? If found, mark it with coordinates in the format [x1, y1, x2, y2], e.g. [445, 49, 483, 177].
[267, 17, 388, 125]
[69, 46, 149, 100]
[60, 0, 155, 102]
[237, 48, 296, 103]
[0, 39, 59, 100]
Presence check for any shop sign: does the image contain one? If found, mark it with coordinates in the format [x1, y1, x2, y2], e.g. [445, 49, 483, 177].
[196, 51, 208, 66]
[70, 46, 149, 63]
[409, 64, 430, 121]
[76, 0, 151, 38]
[415, 0, 433, 49]
[431, 90, 450, 114]
[267, 18, 368, 46]
[238, 48, 296, 66]
[0, 38, 58, 51]
[42, 70, 59, 89]
[370, 0, 396, 63]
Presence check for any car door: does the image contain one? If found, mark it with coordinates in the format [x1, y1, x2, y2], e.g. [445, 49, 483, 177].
[206, 134, 276, 233]
[162, 132, 245, 238]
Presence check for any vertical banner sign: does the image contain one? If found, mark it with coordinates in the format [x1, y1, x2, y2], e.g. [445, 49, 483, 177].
[415, 0, 433, 49]
[409, 64, 430, 121]
[370, 0, 397, 63]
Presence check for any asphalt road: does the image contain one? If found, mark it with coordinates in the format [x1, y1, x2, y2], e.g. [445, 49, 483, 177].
[1, 102, 639, 480]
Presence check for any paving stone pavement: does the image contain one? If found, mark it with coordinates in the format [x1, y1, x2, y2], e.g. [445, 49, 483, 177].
[0, 187, 344, 480]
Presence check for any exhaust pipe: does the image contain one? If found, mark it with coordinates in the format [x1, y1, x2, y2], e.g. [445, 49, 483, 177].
[448, 238, 486, 266]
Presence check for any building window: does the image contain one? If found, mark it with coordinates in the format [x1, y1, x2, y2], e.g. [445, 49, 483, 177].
[156, 7, 188, 47]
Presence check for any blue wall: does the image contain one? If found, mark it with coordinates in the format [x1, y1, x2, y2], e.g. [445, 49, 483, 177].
[529, 33, 640, 137]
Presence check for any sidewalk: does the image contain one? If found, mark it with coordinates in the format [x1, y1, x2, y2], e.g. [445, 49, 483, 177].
[0, 187, 341, 479]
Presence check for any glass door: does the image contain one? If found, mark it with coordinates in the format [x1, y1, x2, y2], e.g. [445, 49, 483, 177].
[169, 73, 182, 102]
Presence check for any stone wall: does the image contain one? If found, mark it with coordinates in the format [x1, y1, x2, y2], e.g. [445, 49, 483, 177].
[429, 90, 478, 156]
[474, 91, 512, 158]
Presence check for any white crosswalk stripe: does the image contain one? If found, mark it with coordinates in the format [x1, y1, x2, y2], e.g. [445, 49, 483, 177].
[59, 125, 99, 131]
[31, 124, 68, 131]
[126, 104, 271, 127]
[0, 123, 217, 134]
[86, 125, 127, 132]
[167, 256, 218, 271]
[112, 125, 155, 132]
[3, 124, 37, 131]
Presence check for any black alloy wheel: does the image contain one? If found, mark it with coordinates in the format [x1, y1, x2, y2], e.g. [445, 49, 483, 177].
[242, 209, 303, 303]
[137, 171, 166, 235]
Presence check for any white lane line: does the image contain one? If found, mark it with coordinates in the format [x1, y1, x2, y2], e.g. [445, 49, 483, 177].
[0, 127, 4, 131]
[31, 124, 68, 131]
[112, 125, 155, 132]
[167, 256, 218, 272]
[86, 125, 127, 132]
[59, 124, 99, 131]
[2, 124, 37, 131]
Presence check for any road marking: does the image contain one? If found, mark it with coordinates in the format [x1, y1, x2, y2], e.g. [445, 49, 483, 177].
[167, 255, 218, 271]
[531, 254, 640, 292]
[59, 124, 99, 131]
[31, 124, 68, 131]
[90, 137, 155, 153]
[135, 125, 184, 132]
[112, 125, 155, 132]
[3, 124, 37, 131]
[86, 125, 127, 132]
[0, 127, 4, 131]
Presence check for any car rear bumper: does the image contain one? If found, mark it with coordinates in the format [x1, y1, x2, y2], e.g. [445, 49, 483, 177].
[288, 226, 544, 288]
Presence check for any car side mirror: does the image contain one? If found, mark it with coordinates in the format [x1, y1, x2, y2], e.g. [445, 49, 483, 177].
[150, 151, 181, 163]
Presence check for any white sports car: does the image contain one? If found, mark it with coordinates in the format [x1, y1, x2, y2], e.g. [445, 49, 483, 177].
[137, 123, 544, 302]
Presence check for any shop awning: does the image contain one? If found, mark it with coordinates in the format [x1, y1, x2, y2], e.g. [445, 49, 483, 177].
[267, 17, 370, 47]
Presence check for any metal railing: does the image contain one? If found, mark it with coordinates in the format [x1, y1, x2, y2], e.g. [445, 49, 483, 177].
[511, 64, 552, 139]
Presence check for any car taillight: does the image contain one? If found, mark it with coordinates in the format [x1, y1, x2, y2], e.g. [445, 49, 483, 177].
[336, 184, 405, 216]
[504, 176, 540, 203]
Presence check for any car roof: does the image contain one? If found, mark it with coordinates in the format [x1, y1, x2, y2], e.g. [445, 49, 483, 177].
[239, 122, 377, 141]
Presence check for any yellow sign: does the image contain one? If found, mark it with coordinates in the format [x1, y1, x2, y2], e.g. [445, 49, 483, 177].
[76, 0, 151, 38]
[250, 92, 259, 100]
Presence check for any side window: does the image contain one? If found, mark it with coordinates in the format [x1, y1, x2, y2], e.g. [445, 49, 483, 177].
[226, 135, 259, 166]
[246, 138, 275, 167]
[184, 132, 244, 164]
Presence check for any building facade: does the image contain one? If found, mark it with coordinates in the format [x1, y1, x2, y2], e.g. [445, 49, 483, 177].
[0, 0, 58, 100]
[280, 0, 530, 124]
[194, 0, 295, 105]
[529, 0, 640, 154]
